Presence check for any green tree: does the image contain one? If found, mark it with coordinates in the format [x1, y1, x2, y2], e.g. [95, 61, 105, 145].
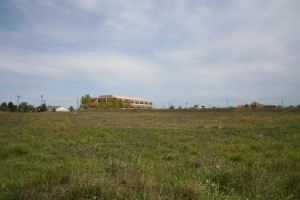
[87, 97, 131, 109]
[8, 102, 14, 112]
[18, 102, 29, 112]
[41, 103, 47, 111]
[123, 99, 131, 109]
[0, 102, 8, 111]
[36, 104, 46, 112]
[169, 105, 175, 109]
[98, 99, 106, 109]
[93, 101, 100, 109]
[69, 106, 74, 112]
[18, 102, 35, 112]
[81, 94, 93, 109]
[112, 98, 121, 108]
[105, 99, 114, 109]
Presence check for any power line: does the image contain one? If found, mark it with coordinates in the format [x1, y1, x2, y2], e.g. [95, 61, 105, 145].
[18, 96, 76, 103]
[46, 99, 77, 102]
[0, 95, 78, 108]
[19, 96, 40, 101]
[0, 96, 16, 99]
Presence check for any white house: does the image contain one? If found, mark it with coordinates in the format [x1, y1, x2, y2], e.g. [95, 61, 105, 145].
[55, 106, 70, 112]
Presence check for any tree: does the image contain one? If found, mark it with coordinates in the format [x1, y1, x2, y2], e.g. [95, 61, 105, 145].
[8, 102, 14, 112]
[27, 104, 35, 112]
[169, 105, 175, 109]
[93, 101, 100, 109]
[81, 94, 93, 109]
[82, 96, 132, 109]
[123, 99, 131, 109]
[36, 103, 47, 112]
[0, 102, 8, 111]
[18, 102, 34, 112]
[112, 98, 123, 108]
[41, 103, 47, 111]
[18, 102, 29, 112]
[251, 102, 262, 108]
[69, 106, 74, 112]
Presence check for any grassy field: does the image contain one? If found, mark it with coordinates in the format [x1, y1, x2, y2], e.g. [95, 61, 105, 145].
[0, 109, 299, 199]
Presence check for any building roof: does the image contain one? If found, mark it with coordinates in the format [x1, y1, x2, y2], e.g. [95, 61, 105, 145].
[55, 106, 70, 112]
[94, 95, 152, 102]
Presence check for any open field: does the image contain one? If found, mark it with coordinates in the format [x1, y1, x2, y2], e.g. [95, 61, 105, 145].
[0, 109, 299, 199]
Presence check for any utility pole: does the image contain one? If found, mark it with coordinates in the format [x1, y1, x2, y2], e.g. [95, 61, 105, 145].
[17, 94, 20, 112]
[41, 95, 43, 106]
[227, 99, 228, 108]
[77, 98, 79, 109]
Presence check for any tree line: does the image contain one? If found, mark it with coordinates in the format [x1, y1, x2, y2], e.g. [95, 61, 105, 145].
[0, 101, 47, 112]
[80, 94, 131, 109]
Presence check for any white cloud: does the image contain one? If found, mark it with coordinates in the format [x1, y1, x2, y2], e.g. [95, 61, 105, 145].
[0, 0, 299, 106]
[0, 49, 164, 85]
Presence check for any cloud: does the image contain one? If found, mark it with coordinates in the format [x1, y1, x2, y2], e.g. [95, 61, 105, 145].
[0, 0, 299, 106]
[0, 49, 162, 84]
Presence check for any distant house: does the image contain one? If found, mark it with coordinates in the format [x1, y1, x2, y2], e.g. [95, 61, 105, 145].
[55, 106, 70, 112]
[237, 104, 248, 108]
[47, 106, 60, 112]
[250, 102, 264, 108]
[264, 104, 278, 108]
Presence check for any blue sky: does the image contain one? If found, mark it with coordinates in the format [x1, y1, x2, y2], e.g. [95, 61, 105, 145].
[0, 0, 299, 108]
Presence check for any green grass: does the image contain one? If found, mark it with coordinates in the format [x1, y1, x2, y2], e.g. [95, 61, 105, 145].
[0, 109, 299, 199]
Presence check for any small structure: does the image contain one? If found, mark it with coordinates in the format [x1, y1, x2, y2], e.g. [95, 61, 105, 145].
[250, 102, 264, 108]
[47, 105, 60, 112]
[237, 104, 249, 108]
[55, 106, 70, 112]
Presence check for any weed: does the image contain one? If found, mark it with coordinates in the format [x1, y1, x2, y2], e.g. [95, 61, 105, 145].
[0, 109, 299, 199]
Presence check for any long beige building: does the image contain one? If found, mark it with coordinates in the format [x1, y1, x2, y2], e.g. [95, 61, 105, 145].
[91, 95, 153, 109]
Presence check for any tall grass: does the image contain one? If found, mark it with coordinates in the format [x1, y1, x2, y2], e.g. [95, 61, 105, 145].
[0, 109, 299, 199]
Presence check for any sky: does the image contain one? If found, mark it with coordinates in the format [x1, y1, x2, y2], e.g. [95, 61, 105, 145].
[0, 0, 299, 108]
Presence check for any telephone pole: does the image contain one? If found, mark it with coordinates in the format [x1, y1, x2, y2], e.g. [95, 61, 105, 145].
[77, 98, 79, 109]
[17, 94, 20, 112]
[41, 95, 43, 106]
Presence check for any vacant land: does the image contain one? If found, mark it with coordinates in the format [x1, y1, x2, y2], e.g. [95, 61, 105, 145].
[0, 109, 299, 199]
